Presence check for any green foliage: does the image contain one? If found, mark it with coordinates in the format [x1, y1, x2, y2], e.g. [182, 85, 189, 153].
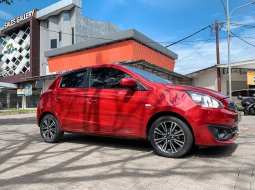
[0, 0, 14, 5]
[0, 109, 36, 116]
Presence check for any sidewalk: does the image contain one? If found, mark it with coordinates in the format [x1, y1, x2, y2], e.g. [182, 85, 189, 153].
[0, 114, 254, 190]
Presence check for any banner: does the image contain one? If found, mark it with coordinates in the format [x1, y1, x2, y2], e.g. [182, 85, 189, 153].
[247, 71, 255, 85]
[17, 89, 25, 96]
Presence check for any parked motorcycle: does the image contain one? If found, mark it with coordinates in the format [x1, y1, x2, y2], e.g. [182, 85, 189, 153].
[238, 95, 255, 115]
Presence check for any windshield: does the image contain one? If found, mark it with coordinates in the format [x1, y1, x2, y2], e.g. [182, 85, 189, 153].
[125, 66, 172, 84]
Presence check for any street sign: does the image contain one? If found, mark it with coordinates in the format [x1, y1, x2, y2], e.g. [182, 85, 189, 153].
[17, 89, 25, 96]
[24, 84, 32, 96]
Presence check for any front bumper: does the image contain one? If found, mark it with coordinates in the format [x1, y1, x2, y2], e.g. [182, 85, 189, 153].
[208, 125, 238, 141]
[186, 106, 240, 146]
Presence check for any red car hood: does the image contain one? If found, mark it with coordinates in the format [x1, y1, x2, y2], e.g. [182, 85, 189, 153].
[164, 84, 228, 100]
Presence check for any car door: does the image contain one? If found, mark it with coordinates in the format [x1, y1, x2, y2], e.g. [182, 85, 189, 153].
[53, 69, 89, 133]
[84, 67, 143, 136]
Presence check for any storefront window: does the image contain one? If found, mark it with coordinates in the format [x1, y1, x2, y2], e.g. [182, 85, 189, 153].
[0, 91, 7, 110]
[26, 90, 41, 108]
[10, 94, 22, 109]
[0, 90, 22, 110]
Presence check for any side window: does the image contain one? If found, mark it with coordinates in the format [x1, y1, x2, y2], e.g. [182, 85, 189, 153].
[63, 11, 70, 21]
[46, 20, 49, 29]
[240, 90, 248, 97]
[249, 90, 255, 97]
[90, 68, 131, 89]
[51, 39, 57, 49]
[60, 70, 87, 88]
[232, 91, 240, 96]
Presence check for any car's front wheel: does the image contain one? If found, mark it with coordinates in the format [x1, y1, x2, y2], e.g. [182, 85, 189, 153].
[40, 114, 64, 143]
[149, 116, 193, 158]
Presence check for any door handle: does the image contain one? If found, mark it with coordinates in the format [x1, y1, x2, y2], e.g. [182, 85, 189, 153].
[55, 97, 62, 101]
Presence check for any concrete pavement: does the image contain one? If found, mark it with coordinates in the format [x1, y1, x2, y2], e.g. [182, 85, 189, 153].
[0, 113, 254, 190]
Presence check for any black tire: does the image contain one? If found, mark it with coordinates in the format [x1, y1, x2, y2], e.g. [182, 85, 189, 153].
[250, 108, 255, 115]
[149, 116, 193, 158]
[40, 114, 64, 143]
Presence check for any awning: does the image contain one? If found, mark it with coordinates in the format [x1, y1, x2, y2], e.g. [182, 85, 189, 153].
[25, 74, 59, 81]
[0, 82, 18, 89]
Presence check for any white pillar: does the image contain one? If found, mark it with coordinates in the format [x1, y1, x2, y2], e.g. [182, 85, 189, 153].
[7, 93, 10, 109]
[22, 95, 26, 109]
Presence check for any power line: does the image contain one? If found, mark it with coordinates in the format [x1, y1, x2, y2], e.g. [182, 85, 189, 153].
[165, 25, 212, 47]
[0, 23, 217, 45]
[230, 31, 255, 48]
[0, 17, 219, 46]
[221, 24, 255, 48]
[4, 19, 244, 46]
[2, 19, 254, 47]
[239, 36, 255, 39]
[0, 16, 214, 44]
[176, 39, 212, 63]
[230, 23, 255, 28]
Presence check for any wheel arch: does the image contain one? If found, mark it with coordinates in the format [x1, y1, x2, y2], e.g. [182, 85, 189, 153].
[39, 111, 58, 127]
[146, 111, 194, 141]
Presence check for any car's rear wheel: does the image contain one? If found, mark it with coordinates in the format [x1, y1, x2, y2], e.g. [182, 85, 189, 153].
[149, 116, 193, 158]
[40, 114, 63, 143]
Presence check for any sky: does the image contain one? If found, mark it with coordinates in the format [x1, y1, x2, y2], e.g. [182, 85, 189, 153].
[1, 0, 255, 74]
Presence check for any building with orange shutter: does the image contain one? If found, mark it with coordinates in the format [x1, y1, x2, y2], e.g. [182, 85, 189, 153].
[43, 29, 192, 93]
[45, 29, 178, 74]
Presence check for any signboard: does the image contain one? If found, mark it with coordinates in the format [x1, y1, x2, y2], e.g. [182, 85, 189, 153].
[17, 89, 25, 96]
[247, 71, 255, 85]
[24, 84, 32, 96]
[2, 39, 18, 60]
[4, 10, 36, 29]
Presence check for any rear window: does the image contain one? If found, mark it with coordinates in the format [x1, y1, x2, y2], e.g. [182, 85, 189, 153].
[232, 90, 248, 97]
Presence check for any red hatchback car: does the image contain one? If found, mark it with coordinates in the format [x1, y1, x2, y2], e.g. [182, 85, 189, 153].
[37, 64, 239, 158]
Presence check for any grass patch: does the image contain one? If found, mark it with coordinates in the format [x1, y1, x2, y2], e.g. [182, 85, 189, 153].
[0, 109, 36, 116]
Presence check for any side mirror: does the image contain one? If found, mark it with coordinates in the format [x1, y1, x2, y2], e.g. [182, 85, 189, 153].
[237, 95, 243, 100]
[120, 78, 137, 89]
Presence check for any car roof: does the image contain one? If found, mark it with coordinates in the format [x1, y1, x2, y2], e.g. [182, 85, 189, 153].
[60, 64, 124, 76]
[232, 89, 255, 92]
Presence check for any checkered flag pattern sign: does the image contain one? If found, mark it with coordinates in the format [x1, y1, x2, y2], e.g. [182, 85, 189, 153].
[0, 27, 30, 77]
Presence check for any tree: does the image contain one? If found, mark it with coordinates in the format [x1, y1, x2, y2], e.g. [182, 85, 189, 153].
[0, 0, 14, 5]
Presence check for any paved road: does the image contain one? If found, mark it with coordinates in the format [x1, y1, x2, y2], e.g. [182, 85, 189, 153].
[0, 113, 254, 190]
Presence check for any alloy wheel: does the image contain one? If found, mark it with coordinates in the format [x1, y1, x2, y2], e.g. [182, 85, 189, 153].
[153, 121, 185, 154]
[41, 117, 57, 140]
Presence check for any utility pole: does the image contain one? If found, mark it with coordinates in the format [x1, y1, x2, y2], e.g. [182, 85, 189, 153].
[226, 0, 232, 98]
[215, 20, 221, 93]
[220, 0, 255, 98]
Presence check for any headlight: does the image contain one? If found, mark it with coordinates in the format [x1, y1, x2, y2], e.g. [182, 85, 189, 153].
[187, 91, 223, 108]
